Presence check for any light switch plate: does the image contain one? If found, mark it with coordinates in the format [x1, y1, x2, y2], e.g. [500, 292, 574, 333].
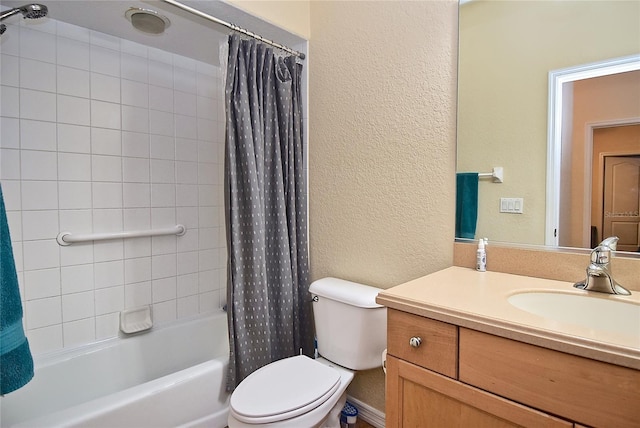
[500, 197, 524, 214]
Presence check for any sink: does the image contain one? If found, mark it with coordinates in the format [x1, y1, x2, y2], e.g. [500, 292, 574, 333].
[508, 292, 640, 339]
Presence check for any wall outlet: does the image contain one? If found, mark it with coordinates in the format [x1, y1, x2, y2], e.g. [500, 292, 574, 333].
[500, 197, 524, 214]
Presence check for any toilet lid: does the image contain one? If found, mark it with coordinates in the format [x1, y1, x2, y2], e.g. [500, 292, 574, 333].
[230, 355, 341, 424]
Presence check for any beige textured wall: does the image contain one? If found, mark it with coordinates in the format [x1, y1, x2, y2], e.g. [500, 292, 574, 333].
[309, 1, 459, 411]
[458, 1, 640, 246]
[226, 0, 311, 39]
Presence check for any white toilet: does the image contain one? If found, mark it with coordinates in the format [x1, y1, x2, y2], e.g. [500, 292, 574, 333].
[228, 277, 387, 428]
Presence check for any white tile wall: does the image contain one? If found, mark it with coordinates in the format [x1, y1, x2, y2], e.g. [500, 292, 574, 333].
[1, 19, 226, 355]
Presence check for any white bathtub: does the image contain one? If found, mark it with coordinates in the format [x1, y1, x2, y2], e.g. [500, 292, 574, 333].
[0, 311, 230, 428]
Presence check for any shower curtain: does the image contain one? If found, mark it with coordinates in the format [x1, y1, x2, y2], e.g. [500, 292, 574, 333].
[224, 34, 313, 390]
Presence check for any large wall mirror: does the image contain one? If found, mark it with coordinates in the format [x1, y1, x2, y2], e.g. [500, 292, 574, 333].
[457, 0, 640, 255]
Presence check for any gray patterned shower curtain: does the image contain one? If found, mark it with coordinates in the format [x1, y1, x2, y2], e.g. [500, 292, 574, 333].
[224, 34, 313, 391]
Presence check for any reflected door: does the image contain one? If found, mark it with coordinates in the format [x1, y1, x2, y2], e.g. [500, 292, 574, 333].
[602, 156, 640, 252]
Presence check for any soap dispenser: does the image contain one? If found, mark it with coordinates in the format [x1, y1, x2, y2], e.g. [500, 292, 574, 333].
[476, 238, 487, 272]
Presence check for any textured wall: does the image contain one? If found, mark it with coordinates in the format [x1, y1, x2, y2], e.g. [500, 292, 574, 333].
[308, 1, 459, 410]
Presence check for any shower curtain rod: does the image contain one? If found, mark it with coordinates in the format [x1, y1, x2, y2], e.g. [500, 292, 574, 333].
[160, 0, 305, 60]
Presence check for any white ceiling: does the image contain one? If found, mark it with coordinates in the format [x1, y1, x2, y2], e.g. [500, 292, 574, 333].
[1, 0, 306, 65]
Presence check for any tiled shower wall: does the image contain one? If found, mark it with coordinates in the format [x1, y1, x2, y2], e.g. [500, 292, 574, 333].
[0, 19, 227, 355]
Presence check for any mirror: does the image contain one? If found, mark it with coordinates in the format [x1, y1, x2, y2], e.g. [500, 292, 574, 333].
[457, 0, 640, 253]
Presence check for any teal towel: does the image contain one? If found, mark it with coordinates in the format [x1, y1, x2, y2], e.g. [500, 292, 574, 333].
[455, 173, 478, 239]
[0, 184, 34, 395]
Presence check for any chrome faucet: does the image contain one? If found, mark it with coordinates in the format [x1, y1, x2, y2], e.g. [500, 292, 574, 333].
[574, 236, 631, 295]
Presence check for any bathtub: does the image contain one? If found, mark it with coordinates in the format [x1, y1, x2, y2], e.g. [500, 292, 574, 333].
[0, 311, 230, 427]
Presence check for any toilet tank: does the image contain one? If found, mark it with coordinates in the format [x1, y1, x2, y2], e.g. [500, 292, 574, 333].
[310, 278, 387, 371]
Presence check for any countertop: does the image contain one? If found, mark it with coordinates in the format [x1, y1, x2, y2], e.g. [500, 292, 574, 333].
[376, 266, 640, 370]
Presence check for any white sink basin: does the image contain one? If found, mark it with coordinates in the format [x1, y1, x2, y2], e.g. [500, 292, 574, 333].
[508, 292, 640, 339]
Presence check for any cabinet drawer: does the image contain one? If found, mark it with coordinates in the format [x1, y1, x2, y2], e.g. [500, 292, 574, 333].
[387, 309, 457, 378]
[459, 328, 640, 428]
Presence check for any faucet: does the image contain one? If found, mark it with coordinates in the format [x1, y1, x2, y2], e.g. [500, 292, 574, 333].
[574, 236, 631, 295]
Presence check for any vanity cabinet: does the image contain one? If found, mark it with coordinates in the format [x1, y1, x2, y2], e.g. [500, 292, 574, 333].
[386, 309, 640, 428]
[386, 356, 570, 427]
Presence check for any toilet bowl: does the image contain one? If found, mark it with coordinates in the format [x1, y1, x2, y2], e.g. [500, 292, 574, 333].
[227, 356, 354, 428]
[228, 278, 386, 428]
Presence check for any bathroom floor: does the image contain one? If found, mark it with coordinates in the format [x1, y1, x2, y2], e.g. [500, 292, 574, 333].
[225, 419, 375, 428]
[225, 420, 375, 428]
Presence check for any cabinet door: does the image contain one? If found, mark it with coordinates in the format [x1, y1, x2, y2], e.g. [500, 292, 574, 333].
[386, 355, 571, 428]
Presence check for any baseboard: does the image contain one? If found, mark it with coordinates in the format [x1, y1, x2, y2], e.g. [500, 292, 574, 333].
[346, 395, 385, 428]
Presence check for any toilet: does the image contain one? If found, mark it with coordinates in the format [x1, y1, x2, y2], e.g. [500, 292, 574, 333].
[228, 277, 387, 428]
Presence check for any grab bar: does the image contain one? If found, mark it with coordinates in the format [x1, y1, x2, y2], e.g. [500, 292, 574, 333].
[56, 225, 186, 246]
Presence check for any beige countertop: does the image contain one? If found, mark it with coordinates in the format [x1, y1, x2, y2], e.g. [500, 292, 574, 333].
[376, 266, 640, 370]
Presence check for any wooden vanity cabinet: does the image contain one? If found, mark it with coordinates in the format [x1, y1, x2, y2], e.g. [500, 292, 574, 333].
[386, 355, 571, 427]
[385, 308, 640, 428]
[459, 328, 640, 427]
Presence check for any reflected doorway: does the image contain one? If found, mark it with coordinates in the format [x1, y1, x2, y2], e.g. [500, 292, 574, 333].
[591, 125, 640, 251]
[547, 55, 640, 247]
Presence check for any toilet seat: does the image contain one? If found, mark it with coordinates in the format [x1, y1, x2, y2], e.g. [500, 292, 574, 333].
[230, 355, 341, 424]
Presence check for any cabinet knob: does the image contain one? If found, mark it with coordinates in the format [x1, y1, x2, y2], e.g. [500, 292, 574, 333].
[409, 336, 422, 348]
